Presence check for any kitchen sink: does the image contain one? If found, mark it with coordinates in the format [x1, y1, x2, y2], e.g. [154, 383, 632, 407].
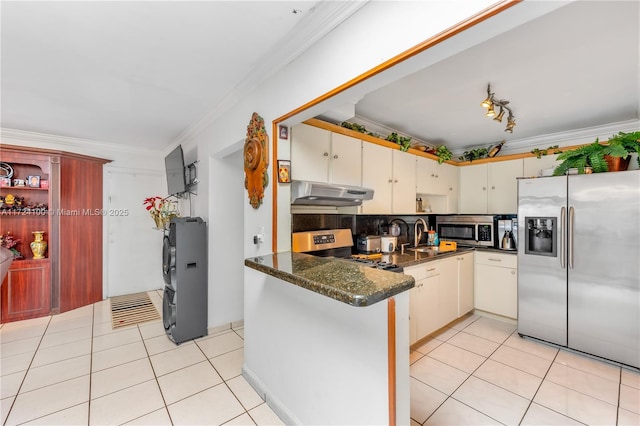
[408, 246, 439, 253]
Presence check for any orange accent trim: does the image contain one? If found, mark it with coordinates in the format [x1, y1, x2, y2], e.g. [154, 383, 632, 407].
[272, 122, 278, 254]
[270, 0, 521, 252]
[304, 118, 458, 165]
[388, 297, 396, 426]
[274, 1, 519, 125]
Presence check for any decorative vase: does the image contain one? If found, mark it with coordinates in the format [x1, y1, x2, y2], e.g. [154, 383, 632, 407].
[152, 213, 164, 229]
[30, 231, 47, 259]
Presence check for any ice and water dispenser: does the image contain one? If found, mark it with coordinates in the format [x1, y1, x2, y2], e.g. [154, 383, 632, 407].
[524, 217, 557, 257]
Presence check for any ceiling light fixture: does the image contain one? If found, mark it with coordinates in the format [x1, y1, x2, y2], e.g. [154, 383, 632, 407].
[480, 84, 516, 133]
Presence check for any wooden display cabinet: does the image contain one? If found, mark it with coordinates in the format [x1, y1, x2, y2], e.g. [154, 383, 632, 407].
[1, 145, 110, 323]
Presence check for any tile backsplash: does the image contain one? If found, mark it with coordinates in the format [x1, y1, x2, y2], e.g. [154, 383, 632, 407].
[292, 213, 437, 247]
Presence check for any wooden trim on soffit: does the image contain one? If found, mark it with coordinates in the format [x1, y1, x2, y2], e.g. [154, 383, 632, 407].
[270, 0, 522, 253]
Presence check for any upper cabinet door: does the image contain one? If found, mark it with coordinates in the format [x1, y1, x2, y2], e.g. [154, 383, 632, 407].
[330, 133, 362, 186]
[361, 143, 393, 214]
[489, 159, 523, 214]
[458, 163, 488, 214]
[290, 124, 331, 182]
[392, 150, 417, 214]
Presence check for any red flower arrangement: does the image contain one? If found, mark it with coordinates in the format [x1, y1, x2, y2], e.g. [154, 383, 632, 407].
[143, 196, 179, 229]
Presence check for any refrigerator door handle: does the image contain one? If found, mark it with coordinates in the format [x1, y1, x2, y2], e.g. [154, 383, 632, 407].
[561, 206, 566, 269]
[568, 206, 575, 269]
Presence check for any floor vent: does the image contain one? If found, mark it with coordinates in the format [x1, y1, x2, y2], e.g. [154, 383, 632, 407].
[110, 292, 160, 329]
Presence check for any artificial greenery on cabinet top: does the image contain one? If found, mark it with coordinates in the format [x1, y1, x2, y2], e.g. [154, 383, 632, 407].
[553, 131, 640, 175]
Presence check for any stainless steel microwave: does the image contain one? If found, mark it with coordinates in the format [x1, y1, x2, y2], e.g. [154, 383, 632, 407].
[435, 215, 495, 247]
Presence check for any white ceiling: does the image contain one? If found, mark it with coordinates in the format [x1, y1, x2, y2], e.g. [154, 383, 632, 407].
[352, 1, 639, 152]
[2, 1, 638, 153]
[0, 1, 363, 149]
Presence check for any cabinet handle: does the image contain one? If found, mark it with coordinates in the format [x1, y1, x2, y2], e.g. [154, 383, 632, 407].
[488, 258, 502, 262]
[333, 154, 338, 159]
[431, 173, 435, 177]
[394, 179, 398, 183]
[435, 174, 439, 178]
[388, 179, 393, 183]
[511, 270, 516, 275]
[492, 186, 495, 190]
[426, 267, 436, 272]
[449, 187, 453, 191]
[323, 152, 329, 157]
[482, 187, 486, 191]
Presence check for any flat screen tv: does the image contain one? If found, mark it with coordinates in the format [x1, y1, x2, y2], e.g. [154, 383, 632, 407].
[165, 145, 187, 195]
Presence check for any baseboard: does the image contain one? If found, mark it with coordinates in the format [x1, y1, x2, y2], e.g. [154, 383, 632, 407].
[473, 309, 517, 325]
[242, 365, 300, 425]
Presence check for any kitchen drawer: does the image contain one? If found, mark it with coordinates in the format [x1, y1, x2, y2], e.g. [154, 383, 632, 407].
[475, 251, 517, 269]
[404, 261, 440, 281]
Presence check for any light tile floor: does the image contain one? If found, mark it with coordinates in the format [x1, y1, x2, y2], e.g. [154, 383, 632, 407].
[410, 314, 640, 425]
[2, 291, 639, 425]
[0, 290, 283, 426]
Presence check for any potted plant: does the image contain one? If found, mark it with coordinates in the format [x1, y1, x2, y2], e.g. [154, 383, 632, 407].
[602, 131, 640, 171]
[553, 131, 640, 175]
[553, 140, 607, 175]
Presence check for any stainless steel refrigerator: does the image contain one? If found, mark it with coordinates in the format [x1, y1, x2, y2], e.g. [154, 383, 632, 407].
[517, 170, 640, 368]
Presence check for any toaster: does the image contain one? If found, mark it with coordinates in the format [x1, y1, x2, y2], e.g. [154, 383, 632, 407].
[356, 235, 381, 254]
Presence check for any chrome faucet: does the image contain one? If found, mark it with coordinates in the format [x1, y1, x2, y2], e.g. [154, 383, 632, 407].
[414, 218, 428, 247]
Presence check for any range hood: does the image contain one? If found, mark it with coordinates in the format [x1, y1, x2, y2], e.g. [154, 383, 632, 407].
[291, 180, 374, 206]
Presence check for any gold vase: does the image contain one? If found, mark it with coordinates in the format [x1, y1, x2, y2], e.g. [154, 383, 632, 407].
[30, 231, 47, 259]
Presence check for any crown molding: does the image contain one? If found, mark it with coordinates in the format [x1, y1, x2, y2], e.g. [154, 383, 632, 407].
[1, 127, 163, 156]
[486, 119, 640, 157]
[173, 1, 369, 147]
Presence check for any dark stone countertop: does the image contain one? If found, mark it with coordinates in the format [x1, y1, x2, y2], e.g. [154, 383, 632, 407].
[244, 252, 415, 307]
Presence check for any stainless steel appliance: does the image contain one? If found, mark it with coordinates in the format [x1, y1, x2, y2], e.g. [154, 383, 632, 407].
[517, 171, 640, 368]
[435, 215, 494, 247]
[292, 229, 403, 272]
[291, 180, 374, 206]
[498, 219, 518, 251]
[356, 235, 381, 254]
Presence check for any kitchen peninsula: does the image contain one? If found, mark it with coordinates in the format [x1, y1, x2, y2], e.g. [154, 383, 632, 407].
[244, 251, 414, 425]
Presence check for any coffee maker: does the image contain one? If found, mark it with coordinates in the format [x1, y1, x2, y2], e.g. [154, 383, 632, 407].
[498, 219, 518, 250]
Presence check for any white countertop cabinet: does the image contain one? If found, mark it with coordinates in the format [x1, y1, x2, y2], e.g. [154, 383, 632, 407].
[456, 252, 474, 317]
[474, 251, 517, 319]
[405, 252, 473, 345]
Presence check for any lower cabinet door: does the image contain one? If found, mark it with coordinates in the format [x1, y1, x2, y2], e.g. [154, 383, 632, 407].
[418, 271, 440, 338]
[475, 264, 517, 319]
[1, 259, 51, 322]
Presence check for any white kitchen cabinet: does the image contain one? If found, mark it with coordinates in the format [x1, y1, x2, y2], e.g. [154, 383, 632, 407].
[458, 163, 488, 214]
[406, 257, 464, 345]
[458, 159, 523, 214]
[406, 262, 441, 345]
[416, 157, 458, 213]
[330, 133, 362, 185]
[290, 124, 362, 186]
[438, 257, 459, 326]
[361, 144, 416, 214]
[456, 252, 474, 317]
[474, 251, 517, 319]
